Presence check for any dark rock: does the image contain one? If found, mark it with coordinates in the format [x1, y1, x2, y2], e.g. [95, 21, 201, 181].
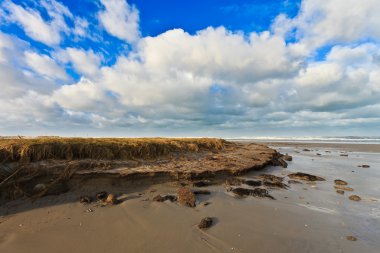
[336, 190, 344, 195]
[358, 165, 370, 168]
[334, 185, 353, 191]
[316, 153, 321, 156]
[178, 187, 196, 207]
[198, 217, 213, 229]
[193, 180, 211, 187]
[79, 196, 92, 204]
[349, 195, 361, 201]
[153, 194, 177, 202]
[340, 154, 348, 157]
[303, 149, 311, 151]
[243, 179, 262, 187]
[334, 179, 348, 185]
[281, 154, 292, 161]
[258, 174, 284, 183]
[288, 172, 325, 181]
[288, 180, 302, 184]
[263, 181, 289, 189]
[231, 187, 275, 200]
[96, 191, 108, 201]
[271, 157, 288, 168]
[193, 190, 211, 195]
[346, 236, 357, 241]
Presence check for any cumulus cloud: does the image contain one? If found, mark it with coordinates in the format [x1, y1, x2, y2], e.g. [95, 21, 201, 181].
[2, 0, 72, 46]
[98, 0, 140, 42]
[55, 48, 102, 76]
[24, 51, 68, 80]
[274, 0, 380, 50]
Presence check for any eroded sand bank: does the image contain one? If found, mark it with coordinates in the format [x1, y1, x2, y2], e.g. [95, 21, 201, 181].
[1, 142, 379, 253]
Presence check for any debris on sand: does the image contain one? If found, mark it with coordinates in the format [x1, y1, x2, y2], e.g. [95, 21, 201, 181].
[257, 174, 284, 182]
[336, 190, 345, 195]
[334, 179, 348, 185]
[192, 180, 212, 187]
[288, 180, 302, 184]
[358, 165, 370, 168]
[281, 154, 292, 161]
[263, 181, 289, 189]
[198, 217, 213, 229]
[225, 178, 244, 186]
[178, 187, 196, 207]
[346, 236, 357, 241]
[288, 172, 325, 182]
[152, 194, 177, 202]
[334, 185, 354, 191]
[349, 195, 361, 201]
[340, 154, 348, 157]
[79, 196, 92, 204]
[243, 179, 262, 187]
[96, 191, 108, 201]
[105, 194, 117, 205]
[316, 153, 321, 156]
[231, 187, 275, 200]
[193, 190, 211, 195]
[201, 201, 211, 206]
[270, 157, 288, 168]
[303, 149, 311, 152]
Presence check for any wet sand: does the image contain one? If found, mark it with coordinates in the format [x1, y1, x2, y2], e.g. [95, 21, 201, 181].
[1, 142, 379, 253]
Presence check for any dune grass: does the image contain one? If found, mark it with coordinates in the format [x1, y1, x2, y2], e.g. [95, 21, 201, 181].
[0, 137, 226, 163]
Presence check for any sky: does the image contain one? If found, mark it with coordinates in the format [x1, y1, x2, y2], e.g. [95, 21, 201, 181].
[0, 0, 380, 137]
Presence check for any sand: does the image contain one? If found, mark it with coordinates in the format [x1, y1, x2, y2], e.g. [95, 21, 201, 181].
[0, 142, 379, 253]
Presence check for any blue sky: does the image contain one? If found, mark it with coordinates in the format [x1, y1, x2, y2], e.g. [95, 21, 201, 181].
[1, 0, 380, 137]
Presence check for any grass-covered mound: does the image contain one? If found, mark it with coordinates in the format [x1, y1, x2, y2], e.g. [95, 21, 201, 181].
[0, 137, 226, 163]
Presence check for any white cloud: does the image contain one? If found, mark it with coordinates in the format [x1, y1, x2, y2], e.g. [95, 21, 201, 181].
[275, 0, 380, 50]
[98, 0, 140, 42]
[24, 51, 68, 80]
[55, 48, 102, 76]
[2, 0, 72, 46]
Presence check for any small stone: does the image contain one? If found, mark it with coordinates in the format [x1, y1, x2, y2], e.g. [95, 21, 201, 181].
[79, 196, 92, 204]
[334, 185, 354, 191]
[177, 187, 196, 207]
[340, 154, 348, 157]
[96, 191, 108, 201]
[349, 195, 361, 201]
[336, 190, 344, 195]
[303, 149, 310, 151]
[201, 201, 211, 206]
[33, 183, 46, 193]
[198, 217, 213, 229]
[358, 165, 370, 168]
[346, 236, 357, 241]
[334, 179, 348, 185]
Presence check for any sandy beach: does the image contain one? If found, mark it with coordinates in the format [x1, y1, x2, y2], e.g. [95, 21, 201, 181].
[0, 141, 379, 253]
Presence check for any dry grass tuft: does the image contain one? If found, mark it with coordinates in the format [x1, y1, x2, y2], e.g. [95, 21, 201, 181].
[0, 137, 226, 163]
